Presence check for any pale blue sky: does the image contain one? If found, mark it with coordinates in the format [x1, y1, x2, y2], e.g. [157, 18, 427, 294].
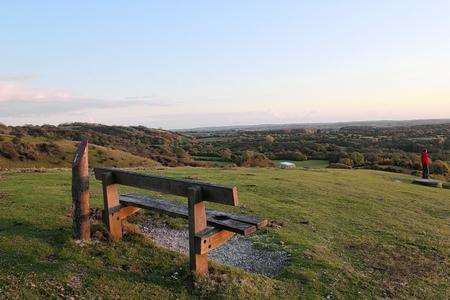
[1, 1, 449, 128]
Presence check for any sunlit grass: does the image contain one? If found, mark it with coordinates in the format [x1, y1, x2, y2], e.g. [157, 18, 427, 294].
[0, 167, 448, 298]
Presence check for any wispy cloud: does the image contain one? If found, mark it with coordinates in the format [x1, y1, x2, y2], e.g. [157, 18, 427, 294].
[0, 81, 74, 102]
[0, 80, 171, 117]
[0, 74, 38, 82]
[0, 98, 169, 118]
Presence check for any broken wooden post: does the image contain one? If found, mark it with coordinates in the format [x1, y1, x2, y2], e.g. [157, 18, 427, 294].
[72, 140, 90, 241]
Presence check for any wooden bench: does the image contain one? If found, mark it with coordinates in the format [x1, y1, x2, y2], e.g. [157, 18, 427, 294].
[93, 167, 268, 275]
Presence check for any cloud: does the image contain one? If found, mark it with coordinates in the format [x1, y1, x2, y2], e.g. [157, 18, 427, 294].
[0, 97, 169, 118]
[0, 81, 171, 118]
[0, 74, 37, 82]
[0, 81, 74, 102]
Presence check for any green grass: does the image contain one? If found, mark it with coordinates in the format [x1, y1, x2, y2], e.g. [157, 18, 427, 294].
[192, 156, 232, 167]
[0, 167, 449, 298]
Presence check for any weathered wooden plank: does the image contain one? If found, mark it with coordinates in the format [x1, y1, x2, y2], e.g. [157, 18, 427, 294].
[119, 194, 257, 235]
[119, 192, 265, 228]
[71, 140, 90, 241]
[194, 228, 234, 255]
[94, 167, 239, 206]
[206, 209, 268, 229]
[118, 206, 141, 220]
[188, 186, 208, 275]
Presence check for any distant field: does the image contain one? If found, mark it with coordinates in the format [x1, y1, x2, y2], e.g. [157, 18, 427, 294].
[0, 167, 449, 298]
[193, 158, 330, 169]
[274, 159, 329, 169]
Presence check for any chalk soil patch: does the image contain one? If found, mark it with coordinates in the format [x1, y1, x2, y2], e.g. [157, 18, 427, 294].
[140, 219, 289, 277]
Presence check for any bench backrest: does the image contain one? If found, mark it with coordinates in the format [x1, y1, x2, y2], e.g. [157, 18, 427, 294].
[94, 167, 239, 206]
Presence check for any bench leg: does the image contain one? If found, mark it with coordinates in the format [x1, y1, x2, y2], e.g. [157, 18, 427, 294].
[102, 173, 122, 241]
[188, 186, 208, 276]
[71, 140, 90, 241]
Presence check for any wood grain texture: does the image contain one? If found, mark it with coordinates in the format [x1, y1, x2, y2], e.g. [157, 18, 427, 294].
[71, 140, 90, 241]
[102, 172, 123, 240]
[195, 228, 234, 255]
[118, 206, 141, 220]
[188, 186, 208, 275]
[94, 167, 239, 206]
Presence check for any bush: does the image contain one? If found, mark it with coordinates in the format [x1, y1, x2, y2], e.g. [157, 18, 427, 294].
[339, 158, 354, 167]
[350, 152, 364, 166]
[265, 135, 275, 144]
[219, 148, 232, 161]
[239, 150, 273, 167]
[409, 154, 422, 170]
[36, 142, 61, 155]
[0, 142, 19, 159]
[275, 151, 307, 161]
[431, 160, 449, 175]
[328, 163, 351, 169]
[175, 147, 190, 159]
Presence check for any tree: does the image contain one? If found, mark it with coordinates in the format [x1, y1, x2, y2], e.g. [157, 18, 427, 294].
[175, 147, 189, 159]
[265, 135, 275, 144]
[219, 148, 232, 161]
[239, 150, 273, 167]
[350, 152, 364, 166]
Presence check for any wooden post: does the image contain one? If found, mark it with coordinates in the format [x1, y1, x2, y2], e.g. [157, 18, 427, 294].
[72, 140, 90, 241]
[102, 172, 123, 240]
[188, 186, 208, 275]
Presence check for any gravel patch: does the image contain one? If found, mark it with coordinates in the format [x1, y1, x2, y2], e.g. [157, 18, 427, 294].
[140, 219, 289, 277]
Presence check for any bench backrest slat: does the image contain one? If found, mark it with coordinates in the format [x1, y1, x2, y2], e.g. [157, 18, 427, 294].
[94, 167, 239, 206]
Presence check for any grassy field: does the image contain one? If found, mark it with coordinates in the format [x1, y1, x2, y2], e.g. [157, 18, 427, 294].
[0, 167, 449, 298]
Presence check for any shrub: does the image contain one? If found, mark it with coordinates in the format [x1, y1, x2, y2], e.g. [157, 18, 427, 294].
[275, 151, 307, 161]
[265, 135, 275, 144]
[219, 148, 232, 161]
[175, 147, 190, 159]
[431, 160, 449, 175]
[0, 142, 19, 159]
[364, 152, 380, 165]
[36, 142, 61, 155]
[350, 152, 365, 166]
[409, 154, 422, 170]
[328, 163, 351, 169]
[239, 150, 273, 167]
[339, 158, 354, 167]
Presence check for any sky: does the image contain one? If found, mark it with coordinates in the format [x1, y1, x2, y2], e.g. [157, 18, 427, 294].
[1, 1, 449, 129]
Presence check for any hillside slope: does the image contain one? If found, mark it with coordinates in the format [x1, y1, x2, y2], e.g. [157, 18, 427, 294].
[0, 167, 448, 298]
[0, 123, 199, 168]
[0, 137, 158, 169]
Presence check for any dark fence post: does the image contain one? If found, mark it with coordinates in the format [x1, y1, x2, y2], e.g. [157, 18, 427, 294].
[72, 140, 90, 241]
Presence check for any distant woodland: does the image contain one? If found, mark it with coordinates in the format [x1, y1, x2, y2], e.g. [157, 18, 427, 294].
[0, 122, 449, 177]
[186, 123, 450, 176]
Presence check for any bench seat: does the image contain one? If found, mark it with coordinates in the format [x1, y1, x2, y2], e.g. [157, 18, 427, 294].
[119, 193, 267, 236]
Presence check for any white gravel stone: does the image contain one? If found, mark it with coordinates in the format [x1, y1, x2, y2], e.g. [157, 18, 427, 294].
[140, 219, 288, 277]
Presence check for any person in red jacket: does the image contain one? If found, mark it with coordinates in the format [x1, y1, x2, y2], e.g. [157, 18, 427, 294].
[421, 149, 430, 179]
